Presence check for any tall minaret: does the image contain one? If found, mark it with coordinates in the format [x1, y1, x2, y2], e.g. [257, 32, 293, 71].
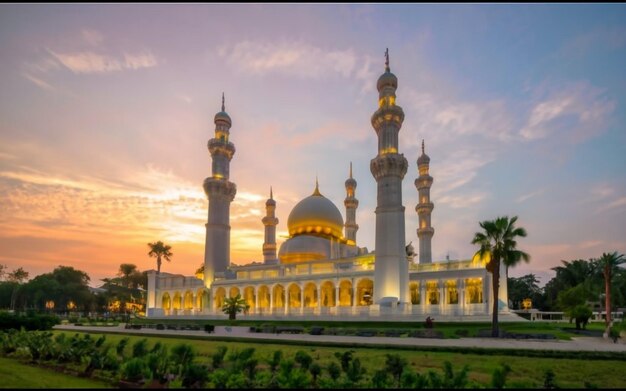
[415, 140, 434, 264]
[203, 94, 237, 288]
[370, 49, 409, 305]
[262, 187, 279, 264]
[344, 162, 359, 244]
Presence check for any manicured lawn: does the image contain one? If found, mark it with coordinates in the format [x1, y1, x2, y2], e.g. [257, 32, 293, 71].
[53, 330, 626, 388]
[0, 357, 111, 388]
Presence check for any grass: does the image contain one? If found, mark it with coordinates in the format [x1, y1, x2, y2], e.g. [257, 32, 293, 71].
[0, 357, 111, 388]
[51, 330, 626, 388]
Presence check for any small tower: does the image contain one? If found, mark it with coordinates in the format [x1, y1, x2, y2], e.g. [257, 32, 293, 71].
[344, 162, 359, 244]
[370, 49, 409, 305]
[203, 93, 237, 288]
[415, 140, 434, 264]
[262, 187, 279, 264]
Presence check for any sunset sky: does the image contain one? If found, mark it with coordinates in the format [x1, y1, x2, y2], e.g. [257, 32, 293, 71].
[1, 4, 625, 287]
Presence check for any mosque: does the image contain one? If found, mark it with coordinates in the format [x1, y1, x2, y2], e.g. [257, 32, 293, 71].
[146, 51, 513, 321]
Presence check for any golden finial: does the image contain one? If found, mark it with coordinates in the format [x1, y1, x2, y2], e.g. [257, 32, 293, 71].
[313, 176, 322, 196]
[422, 139, 425, 154]
[221, 92, 225, 112]
[270, 186, 273, 200]
[385, 48, 390, 72]
[349, 162, 353, 179]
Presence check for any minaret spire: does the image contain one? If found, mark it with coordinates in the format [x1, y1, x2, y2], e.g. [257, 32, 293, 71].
[262, 185, 279, 264]
[202, 94, 237, 289]
[416, 139, 434, 264]
[221, 92, 225, 112]
[384, 48, 390, 72]
[371, 48, 408, 305]
[344, 162, 359, 244]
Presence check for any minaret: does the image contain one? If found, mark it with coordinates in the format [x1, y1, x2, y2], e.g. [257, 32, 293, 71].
[415, 140, 434, 263]
[262, 187, 279, 264]
[203, 93, 237, 288]
[344, 162, 359, 244]
[370, 49, 409, 305]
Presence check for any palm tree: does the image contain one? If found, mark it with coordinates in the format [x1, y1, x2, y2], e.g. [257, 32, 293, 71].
[595, 252, 625, 331]
[221, 294, 248, 320]
[147, 241, 173, 274]
[471, 216, 530, 337]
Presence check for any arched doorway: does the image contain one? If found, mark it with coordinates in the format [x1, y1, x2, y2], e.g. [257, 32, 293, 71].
[161, 292, 171, 314]
[214, 287, 226, 311]
[272, 284, 285, 309]
[320, 281, 335, 307]
[172, 292, 182, 310]
[196, 288, 205, 310]
[288, 283, 301, 308]
[338, 280, 352, 306]
[258, 285, 270, 309]
[303, 282, 318, 308]
[229, 286, 240, 298]
[243, 286, 255, 311]
[356, 279, 373, 306]
[184, 290, 194, 310]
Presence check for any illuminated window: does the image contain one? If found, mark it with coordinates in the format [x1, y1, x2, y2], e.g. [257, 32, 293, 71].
[446, 281, 458, 304]
[409, 282, 420, 305]
[465, 278, 483, 304]
[426, 281, 439, 305]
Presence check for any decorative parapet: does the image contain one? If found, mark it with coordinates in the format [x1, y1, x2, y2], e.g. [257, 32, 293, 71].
[203, 177, 237, 200]
[370, 154, 408, 180]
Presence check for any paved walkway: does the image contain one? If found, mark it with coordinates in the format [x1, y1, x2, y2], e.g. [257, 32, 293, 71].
[53, 324, 626, 353]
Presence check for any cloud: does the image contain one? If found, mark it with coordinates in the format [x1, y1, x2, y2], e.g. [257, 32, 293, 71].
[561, 26, 626, 57]
[515, 189, 544, 203]
[49, 50, 123, 74]
[218, 40, 358, 79]
[48, 49, 158, 74]
[124, 52, 158, 70]
[21, 73, 55, 90]
[520, 81, 615, 142]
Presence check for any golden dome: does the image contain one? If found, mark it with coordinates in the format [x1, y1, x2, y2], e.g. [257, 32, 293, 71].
[287, 183, 344, 240]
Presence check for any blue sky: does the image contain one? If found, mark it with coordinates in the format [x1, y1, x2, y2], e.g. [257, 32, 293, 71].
[0, 4, 624, 285]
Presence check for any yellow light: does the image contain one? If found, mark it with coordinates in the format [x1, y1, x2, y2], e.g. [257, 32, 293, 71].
[380, 147, 398, 154]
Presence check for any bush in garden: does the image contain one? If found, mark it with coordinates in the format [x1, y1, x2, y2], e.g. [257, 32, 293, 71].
[491, 363, 511, 389]
[210, 369, 230, 388]
[327, 361, 341, 381]
[372, 369, 390, 388]
[120, 357, 151, 383]
[442, 360, 469, 389]
[277, 359, 312, 389]
[145, 345, 171, 384]
[384, 353, 408, 387]
[204, 324, 214, 333]
[295, 350, 313, 370]
[211, 345, 228, 369]
[182, 363, 210, 388]
[268, 350, 282, 373]
[334, 351, 354, 373]
[131, 338, 149, 358]
[116, 337, 129, 357]
[309, 362, 322, 386]
[345, 357, 365, 384]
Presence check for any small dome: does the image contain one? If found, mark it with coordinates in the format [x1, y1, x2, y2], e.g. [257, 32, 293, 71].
[214, 111, 231, 125]
[278, 235, 330, 264]
[417, 152, 430, 165]
[345, 177, 357, 189]
[377, 70, 397, 92]
[266, 198, 276, 206]
[287, 191, 344, 240]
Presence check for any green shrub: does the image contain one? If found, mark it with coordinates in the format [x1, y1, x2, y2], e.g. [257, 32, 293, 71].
[182, 363, 209, 388]
[119, 357, 151, 383]
[211, 345, 228, 369]
[204, 324, 215, 333]
[116, 337, 129, 357]
[131, 338, 149, 358]
[491, 363, 511, 389]
[294, 350, 313, 370]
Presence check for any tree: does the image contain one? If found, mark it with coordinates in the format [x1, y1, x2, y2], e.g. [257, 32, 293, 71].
[595, 252, 625, 330]
[221, 294, 248, 320]
[508, 274, 543, 310]
[557, 284, 593, 329]
[543, 259, 598, 311]
[147, 241, 173, 274]
[8, 267, 29, 311]
[471, 216, 529, 337]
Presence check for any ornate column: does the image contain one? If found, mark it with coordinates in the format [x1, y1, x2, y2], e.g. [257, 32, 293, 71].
[415, 140, 434, 263]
